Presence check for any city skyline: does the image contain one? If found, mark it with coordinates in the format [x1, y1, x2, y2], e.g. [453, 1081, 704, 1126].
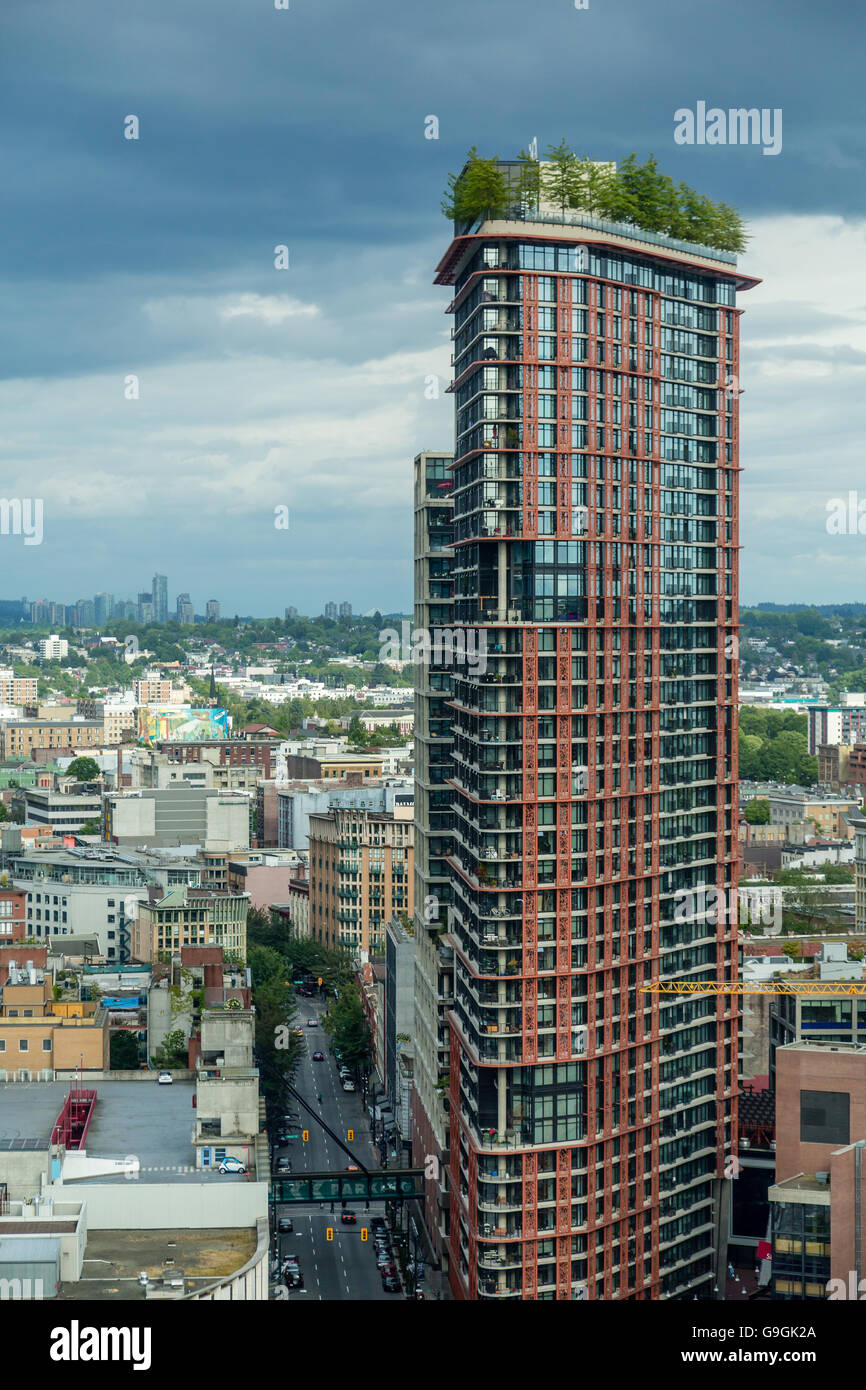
[1, 0, 864, 610]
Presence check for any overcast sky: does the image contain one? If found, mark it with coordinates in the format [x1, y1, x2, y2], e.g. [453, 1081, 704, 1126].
[1, 0, 864, 616]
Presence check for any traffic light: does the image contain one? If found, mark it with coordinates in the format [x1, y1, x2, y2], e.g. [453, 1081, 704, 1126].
[326, 1227, 334, 1241]
[361, 1227, 368, 1242]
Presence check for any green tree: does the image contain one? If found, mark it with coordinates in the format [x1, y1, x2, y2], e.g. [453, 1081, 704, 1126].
[442, 147, 509, 224]
[514, 147, 541, 216]
[321, 985, 372, 1071]
[541, 139, 583, 214]
[574, 156, 614, 216]
[252, 976, 302, 1105]
[248, 944, 293, 990]
[744, 798, 770, 825]
[66, 756, 101, 782]
[151, 1028, 188, 1069]
[110, 1031, 141, 1069]
[80, 818, 102, 836]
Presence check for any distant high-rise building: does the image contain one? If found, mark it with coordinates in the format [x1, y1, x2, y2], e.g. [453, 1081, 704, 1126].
[285, 606, 299, 620]
[48, 602, 66, 628]
[324, 602, 338, 621]
[176, 593, 194, 625]
[206, 599, 220, 622]
[152, 573, 168, 623]
[29, 600, 49, 625]
[94, 592, 113, 626]
[137, 593, 154, 624]
[339, 601, 352, 619]
[429, 156, 755, 1302]
[76, 598, 96, 627]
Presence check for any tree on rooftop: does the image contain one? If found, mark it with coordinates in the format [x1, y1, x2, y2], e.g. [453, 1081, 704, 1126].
[711, 201, 748, 254]
[573, 156, 615, 217]
[514, 147, 541, 217]
[442, 147, 509, 224]
[541, 139, 582, 215]
[443, 145, 746, 253]
[66, 756, 101, 782]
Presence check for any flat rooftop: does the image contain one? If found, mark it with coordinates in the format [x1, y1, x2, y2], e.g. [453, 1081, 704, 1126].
[61, 1227, 257, 1301]
[0, 1082, 66, 1144]
[770, 1173, 832, 1199]
[0, 1079, 254, 1184]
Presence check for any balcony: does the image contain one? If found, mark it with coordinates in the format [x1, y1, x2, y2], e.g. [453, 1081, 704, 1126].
[478, 1244, 523, 1271]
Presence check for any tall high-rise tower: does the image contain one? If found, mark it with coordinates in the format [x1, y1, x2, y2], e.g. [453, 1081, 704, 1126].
[93, 592, 113, 626]
[428, 157, 757, 1301]
[412, 450, 456, 1263]
[152, 573, 168, 624]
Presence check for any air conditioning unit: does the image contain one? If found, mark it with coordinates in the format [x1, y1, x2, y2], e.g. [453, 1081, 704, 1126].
[573, 1283, 588, 1301]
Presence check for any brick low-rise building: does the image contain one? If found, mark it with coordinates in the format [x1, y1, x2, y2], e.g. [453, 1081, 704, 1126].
[0, 720, 103, 760]
[309, 802, 413, 957]
[0, 889, 27, 944]
[0, 965, 109, 1073]
[770, 1042, 866, 1300]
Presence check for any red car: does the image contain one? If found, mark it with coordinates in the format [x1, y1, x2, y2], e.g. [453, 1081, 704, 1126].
[312, 1051, 325, 1061]
[341, 1211, 357, 1225]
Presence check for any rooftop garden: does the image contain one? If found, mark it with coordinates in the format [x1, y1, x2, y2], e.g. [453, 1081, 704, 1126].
[442, 141, 747, 254]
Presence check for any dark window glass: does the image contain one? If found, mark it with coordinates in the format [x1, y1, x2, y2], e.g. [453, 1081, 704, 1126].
[800, 1089, 849, 1145]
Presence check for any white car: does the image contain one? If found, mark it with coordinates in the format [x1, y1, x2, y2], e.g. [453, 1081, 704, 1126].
[342, 1080, 356, 1092]
[218, 1156, 247, 1174]
[157, 1071, 173, 1085]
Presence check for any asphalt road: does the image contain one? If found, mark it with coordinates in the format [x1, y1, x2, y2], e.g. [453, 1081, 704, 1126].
[272, 998, 402, 1302]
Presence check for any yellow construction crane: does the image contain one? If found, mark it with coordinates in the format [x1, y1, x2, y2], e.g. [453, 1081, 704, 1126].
[640, 980, 866, 997]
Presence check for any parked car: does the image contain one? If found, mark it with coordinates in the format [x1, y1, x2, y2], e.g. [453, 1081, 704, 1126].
[218, 1157, 246, 1174]
[376, 1250, 393, 1268]
[371, 1217, 386, 1231]
[277, 1158, 292, 1173]
[379, 1261, 397, 1277]
[342, 1080, 356, 1092]
[278, 1217, 294, 1233]
[157, 1071, 173, 1085]
[312, 1051, 325, 1061]
[382, 1275, 400, 1292]
[307, 1019, 317, 1027]
[341, 1211, 357, 1224]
